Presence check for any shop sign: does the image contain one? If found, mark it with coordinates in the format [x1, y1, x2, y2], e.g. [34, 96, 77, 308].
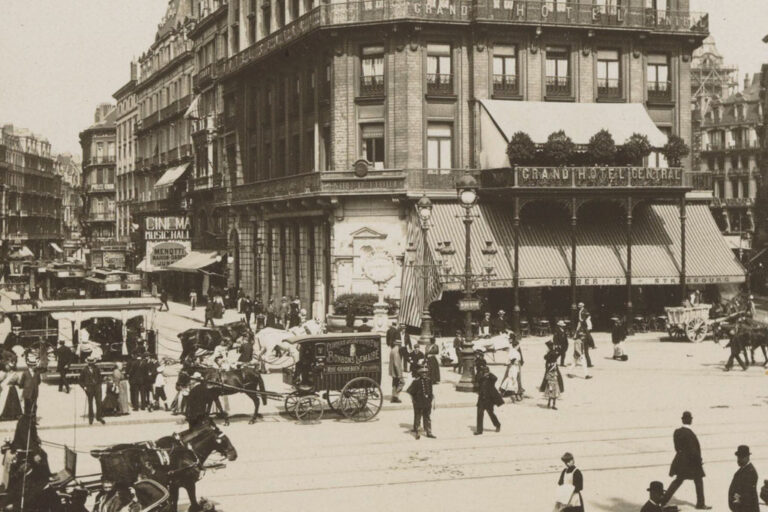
[147, 240, 191, 269]
[144, 215, 191, 241]
[103, 251, 126, 269]
[458, 298, 481, 311]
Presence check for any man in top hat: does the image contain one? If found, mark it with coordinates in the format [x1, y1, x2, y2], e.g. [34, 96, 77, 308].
[185, 372, 210, 429]
[491, 310, 510, 336]
[385, 321, 399, 348]
[553, 320, 569, 367]
[19, 359, 41, 416]
[729, 445, 759, 512]
[389, 337, 404, 403]
[641, 481, 666, 512]
[79, 356, 105, 425]
[55, 339, 74, 393]
[406, 366, 434, 439]
[662, 411, 711, 509]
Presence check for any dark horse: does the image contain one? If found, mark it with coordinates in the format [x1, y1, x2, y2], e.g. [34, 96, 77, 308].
[182, 362, 267, 425]
[734, 320, 768, 367]
[91, 419, 237, 512]
[178, 321, 253, 361]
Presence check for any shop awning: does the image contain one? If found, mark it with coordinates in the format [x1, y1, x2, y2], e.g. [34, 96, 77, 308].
[399, 202, 745, 326]
[154, 162, 191, 188]
[167, 251, 220, 272]
[136, 258, 163, 273]
[478, 100, 668, 168]
[50, 242, 63, 253]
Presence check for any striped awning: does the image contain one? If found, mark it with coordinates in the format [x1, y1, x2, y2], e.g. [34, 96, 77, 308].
[399, 201, 744, 325]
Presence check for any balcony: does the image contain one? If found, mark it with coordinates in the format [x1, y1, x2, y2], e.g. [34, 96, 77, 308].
[191, 174, 223, 191]
[359, 75, 385, 97]
[427, 73, 453, 96]
[545, 76, 571, 98]
[647, 81, 672, 103]
[88, 212, 116, 222]
[194, 63, 218, 91]
[87, 156, 116, 166]
[687, 171, 713, 191]
[492, 74, 519, 98]
[705, 142, 724, 151]
[220, 1, 707, 78]
[87, 183, 116, 193]
[132, 197, 188, 215]
[597, 78, 622, 100]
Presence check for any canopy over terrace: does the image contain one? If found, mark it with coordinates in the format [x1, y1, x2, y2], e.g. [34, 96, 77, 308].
[399, 202, 744, 328]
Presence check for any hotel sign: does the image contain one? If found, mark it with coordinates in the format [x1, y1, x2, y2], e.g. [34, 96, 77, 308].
[441, 274, 742, 290]
[515, 166, 683, 188]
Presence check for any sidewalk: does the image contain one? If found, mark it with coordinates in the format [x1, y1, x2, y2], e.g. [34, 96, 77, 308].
[162, 300, 245, 325]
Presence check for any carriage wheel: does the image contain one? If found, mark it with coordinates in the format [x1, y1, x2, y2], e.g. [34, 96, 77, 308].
[686, 318, 707, 343]
[283, 393, 300, 415]
[339, 377, 383, 422]
[295, 395, 323, 423]
[325, 390, 342, 412]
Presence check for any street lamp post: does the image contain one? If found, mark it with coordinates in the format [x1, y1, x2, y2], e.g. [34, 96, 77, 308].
[417, 195, 434, 345]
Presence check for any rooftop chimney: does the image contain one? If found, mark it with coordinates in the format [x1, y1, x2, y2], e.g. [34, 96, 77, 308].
[743, 74, 750, 90]
[130, 61, 137, 81]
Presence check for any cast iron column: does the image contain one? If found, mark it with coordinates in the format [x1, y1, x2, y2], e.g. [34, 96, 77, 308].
[418, 217, 433, 345]
[570, 199, 578, 327]
[625, 197, 633, 333]
[680, 197, 687, 302]
[456, 207, 476, 392]
[512, 197, 521, 335]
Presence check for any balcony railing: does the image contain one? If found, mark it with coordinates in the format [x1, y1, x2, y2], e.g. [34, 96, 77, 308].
[647, 81, 672, 102]
[88, 156, 116, 165]
[360, 75, 385, 97]
[597, 78, 621, 99]
[546, 76, 571, 97]
[88, 212, 116, 222]
[220, 1, 707, 78]
[687, 171, 713, 191]
[87, 183, 116, 192]
[193, 63, 218, 91]
[427, 73, 453, 96]
[493, 74, 519, 97]
[705, 142, 724, 151]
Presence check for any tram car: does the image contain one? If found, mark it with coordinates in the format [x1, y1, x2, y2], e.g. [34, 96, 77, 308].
[84, 269, 142, 299]
[38, 261, 87, 300]
[281, 333, 383, 422]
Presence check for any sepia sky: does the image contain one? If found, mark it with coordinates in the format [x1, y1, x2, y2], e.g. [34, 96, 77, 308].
[0, 0, 766, 157]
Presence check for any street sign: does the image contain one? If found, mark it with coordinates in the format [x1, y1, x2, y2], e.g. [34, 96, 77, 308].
[458, 298, 481, 311]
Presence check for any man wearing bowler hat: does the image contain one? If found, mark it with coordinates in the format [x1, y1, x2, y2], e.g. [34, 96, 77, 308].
[406, 366, 434, 439]
[662, 411, 711, 509]
[641, 481, 666, 512]
[553, 320, 569, 367]
[729, 445, 759, 512]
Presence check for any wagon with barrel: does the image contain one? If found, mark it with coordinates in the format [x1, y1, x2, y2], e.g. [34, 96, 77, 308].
[279, 333, 383, 423]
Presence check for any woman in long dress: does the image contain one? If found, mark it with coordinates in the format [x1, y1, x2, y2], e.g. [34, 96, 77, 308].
[540, 341, 564, 410]
[426, 342, 440, 384]
[113, 363, 130, 415]
[554, 452, 584, 512]
[101, 377, 120, 417]
[501, 339, 522, 401]
[0, 366, 22, 422]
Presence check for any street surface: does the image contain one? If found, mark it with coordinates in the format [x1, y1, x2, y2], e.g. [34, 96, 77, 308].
[6, 303, 767, 512]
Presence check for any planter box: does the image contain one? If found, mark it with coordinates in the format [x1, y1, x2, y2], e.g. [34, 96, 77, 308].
[326, 314, 397, 333]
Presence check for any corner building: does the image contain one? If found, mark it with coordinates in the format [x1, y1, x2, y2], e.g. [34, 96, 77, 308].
[192, 0, 743, 330]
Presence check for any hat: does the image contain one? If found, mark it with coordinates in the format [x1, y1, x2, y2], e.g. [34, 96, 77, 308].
[192, 372, 202, 380]
[735, 445, 751, 457]
[86, 356, 97, 363]
[647, 481, 665, 493]
[749, 294, 754, 299]
[474, 349, 484, 355]
[498, 310, 505, 315]
[561, 452, 574, 462]
[578, 302, 584, 308]
[556, 320, 566, 327]
[682, 411, 693, 420]
[417, 366, 429, 374]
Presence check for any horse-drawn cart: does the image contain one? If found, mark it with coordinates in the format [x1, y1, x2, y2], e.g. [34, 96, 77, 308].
[664, 303, 743, 342]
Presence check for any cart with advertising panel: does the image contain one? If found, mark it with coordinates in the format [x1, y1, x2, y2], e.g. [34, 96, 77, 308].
[279, 332, 383, 423]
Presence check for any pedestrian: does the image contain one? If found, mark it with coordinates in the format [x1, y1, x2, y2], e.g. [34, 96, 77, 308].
[113, 362, 130, 415]
[554, 452, 584, 512]
[189, 289, 197, 310]
[253, 296, 265, 330]
[399, 325, 412, 373]
[357, 318, 373, 333]
[554, 320, 569, 367]
[491, 310, 510, 335]
[159, 289, 169, 312]
[385, 321, 399, 348]
[78, 357, 105, 425]
[289, 296, 301, 328]
[479, 312, 492, 336]
[611, 317, 628, 361]
[127, 354, 142, 410]
[641, 481, 666, 512]
[576, 311, 594, 368]
[662, 411, 711, 509]
[0, 364, 23, 422]
[452, 330, 464, 372]
[570, 333, 592, 380]
[729, 445, 759, 512]
[204, 301, 215, 327]
[239, 336, 254, 365]
[18, 361, 40, 416]
[500, 338, 522, 401]
[744, 294, 756, 319]
[725, 329, 748, 371]
[153, 365, 168, 411]
[279, 297, 290, 329]
[540, 341, 564, 410]
[406, 366, 435, 439]
[266, 297, 277, 328]
[185, 372, 210, 429]
[143, 356, 158, 411]
[409, 343, 425, 377]
[426, 341, 440, 383]
[242, 295, 253, 326]
[515, 334, 525, 396]
[389, 338, 404, 403]
[55, 340, 73, 393]
[474, 365, 503, 435]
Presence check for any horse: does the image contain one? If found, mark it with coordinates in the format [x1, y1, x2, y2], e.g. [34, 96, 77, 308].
[182, 364, 267, 425]
[92, 419, 237, 512]
[735, 321, 768, 367]
[179, 321, 254, 362]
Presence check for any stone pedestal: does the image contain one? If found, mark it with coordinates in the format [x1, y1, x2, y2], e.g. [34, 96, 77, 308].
[372, 302, 389, 334]
[455, 342, 477, 392]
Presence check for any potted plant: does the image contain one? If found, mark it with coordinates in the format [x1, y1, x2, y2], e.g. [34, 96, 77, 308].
[586, 129, 616, 165]
[618, 133, 653, 166]
[542, 130, 575, 166]
[662, 134, 690, 167]
[327, 293, 399, 332]
[506, 131, 537, 167]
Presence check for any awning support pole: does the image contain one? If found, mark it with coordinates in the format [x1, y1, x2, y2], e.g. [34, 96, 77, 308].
[570, 198, 578, 327]
[679, 197, 687, 302]
[512, 197, 521, 336]
[625, 197, 633, 333]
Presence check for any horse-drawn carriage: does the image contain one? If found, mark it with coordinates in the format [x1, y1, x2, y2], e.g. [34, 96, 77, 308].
[279, 333, 384, 423]
[177, 321, 253, 361]
[665, 302, 744, 342]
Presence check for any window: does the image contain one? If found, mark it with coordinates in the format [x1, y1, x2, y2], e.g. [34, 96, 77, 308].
[276, 0, 285, 27]
[291, 0, 300, 20]
[647, 54, 670, 102]
[649, 127, 671, 168]
[593, 0, 621, 14]
[546, 46, 571, 97]
[492, 45, 518, 97]
[263, 4, 271, 34]
[646, 0, 668, 24]
[361, 124, 384, 169]
[427, 123, 452, 170]
[360, 46, 384, 96]
[427, 44, 453, 95]
[597, 49, 621, 99]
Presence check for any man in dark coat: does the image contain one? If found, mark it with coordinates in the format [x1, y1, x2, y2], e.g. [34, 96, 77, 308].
[19, 362, 41, 415]
[474, 366, 503, 435]
[78, 357, 105, 425]
[398, 326, 412, 373]
[126, 355, 142, 410]
[141, 356, 158, 412]
[185, 373, 210, 429]
[729, 445, 759, 512]
[238, 338, 254, 364]
[385, 322, 399, 348]
[55, 340, 73, 393]
[490, 310, 510, 335]
[641, 481, 666, 512]
[662, 411, 711, 509]
[242, 295, 253, 326]
[725, 329, 748, 371]
[406, 366, 434, 439]
[553, 320, 569, 366]
[409, 344, 426, 377]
